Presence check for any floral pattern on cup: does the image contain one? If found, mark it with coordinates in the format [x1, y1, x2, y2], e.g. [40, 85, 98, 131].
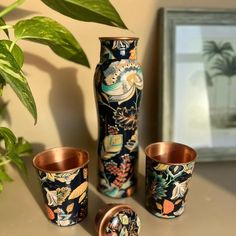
[38, 166, 88, 226]
[145, 158, 195, 218]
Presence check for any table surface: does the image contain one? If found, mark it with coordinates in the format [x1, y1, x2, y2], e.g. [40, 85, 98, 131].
[0, 157, 236, 236]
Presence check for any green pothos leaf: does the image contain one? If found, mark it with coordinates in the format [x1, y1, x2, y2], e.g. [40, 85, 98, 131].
[0, 40, 24, 96]
[41, 0, 127, 29]
[0, 167, 13, 182]
[0, 40, 24, 68]
[15, 137, 32, 156]
[0, 44, 37, 123]
[14, 16, 89, 67]
[0, 17, 9, 38]
[0, 100, 8, 123]
[0, 76, 6, 96]
[0, 127, 16, 152]
[7, 151, 27, 176]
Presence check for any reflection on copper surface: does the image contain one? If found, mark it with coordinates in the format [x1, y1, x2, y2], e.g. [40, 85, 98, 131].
[33, 147, 89, 173]
[145, 142, 197, 164]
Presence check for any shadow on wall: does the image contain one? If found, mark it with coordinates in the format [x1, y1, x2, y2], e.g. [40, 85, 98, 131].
[24, 52, 98, 187]
[21, 142, 46, 214]
[2, 6, 38, 21]
[140, 12, 163, 150]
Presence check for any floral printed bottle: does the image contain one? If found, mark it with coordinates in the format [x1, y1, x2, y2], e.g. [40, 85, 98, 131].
[94, 37, 143, 198]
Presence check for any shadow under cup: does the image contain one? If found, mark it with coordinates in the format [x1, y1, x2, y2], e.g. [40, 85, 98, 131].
[33, 147, 89, 226]
[145, 142, 197, 219]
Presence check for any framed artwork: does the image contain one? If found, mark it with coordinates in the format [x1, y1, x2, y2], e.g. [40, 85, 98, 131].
[160, 8, 236, 161]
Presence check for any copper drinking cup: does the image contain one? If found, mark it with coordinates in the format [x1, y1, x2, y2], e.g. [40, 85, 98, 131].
[33, 147, 89, 226]
[145, 142, 197, 218]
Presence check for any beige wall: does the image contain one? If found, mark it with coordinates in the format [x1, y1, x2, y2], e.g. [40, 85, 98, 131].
[2, 0, 236, 154]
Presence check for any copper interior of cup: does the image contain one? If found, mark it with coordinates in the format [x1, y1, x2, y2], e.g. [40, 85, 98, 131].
[145, 142, 196, 164]
[33, 147, 89, 173]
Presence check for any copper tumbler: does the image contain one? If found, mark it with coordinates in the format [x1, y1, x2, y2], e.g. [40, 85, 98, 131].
[33, 147, 89, 226]
[145, 142, 197, 218]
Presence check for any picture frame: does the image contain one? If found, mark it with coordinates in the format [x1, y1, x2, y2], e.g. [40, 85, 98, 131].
[159, 8, 236, 161]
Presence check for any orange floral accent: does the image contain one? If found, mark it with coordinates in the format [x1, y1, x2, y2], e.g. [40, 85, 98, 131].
[129, 49, 136, 60]
[46, 205, 55, 220]
[163, 199, 174, 214]
[126, 186, 135, 196]
[66, 203, 74, 213]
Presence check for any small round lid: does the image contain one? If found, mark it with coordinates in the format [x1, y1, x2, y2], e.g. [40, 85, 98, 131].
[95, 204, 141, 236]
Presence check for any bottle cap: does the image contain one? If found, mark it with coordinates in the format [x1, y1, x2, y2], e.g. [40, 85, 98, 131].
[95, 204, 141, 236]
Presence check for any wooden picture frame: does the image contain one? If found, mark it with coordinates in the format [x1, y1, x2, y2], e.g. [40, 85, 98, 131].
[160, 8, 236, 161]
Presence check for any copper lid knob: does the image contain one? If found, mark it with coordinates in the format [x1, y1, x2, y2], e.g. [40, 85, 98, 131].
[95, 204, 141, 236]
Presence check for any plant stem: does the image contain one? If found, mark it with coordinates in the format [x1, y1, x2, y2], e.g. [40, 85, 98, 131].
[0, 25, 13, 30]
[9, 40, 17, 52]
[0, 159, 10, 166]
[0, 0, 26, 18]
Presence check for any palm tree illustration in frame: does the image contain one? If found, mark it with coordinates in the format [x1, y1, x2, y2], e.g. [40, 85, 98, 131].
[203, 40, 236, 128]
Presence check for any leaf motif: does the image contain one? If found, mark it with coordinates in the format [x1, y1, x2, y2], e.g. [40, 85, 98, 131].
[163, 199, 174, 214]
[46, 173, 55, 182]
[41, 0, 127, 29]
[46, 205, 55, 220]
[119, 213, 129, 225]
[173, 206, 185, 216]
[0, 44, 37, 122]
[45, 188, 57, 206]
[56, 187, 71, 205]
[156, 202, 163, 211]
[171, 181, 188, 200]
[66, 203, 74, 213]
[174, 166, 179, 173]
[154, 163, 168, 171]
[68, 181, 88, 200]
[102, 134, 123, 159]
[175, 199, 182, 205]
[120, 226, 129, 236]
[14, 16, 89, 67]
[78, 191, 86, 203]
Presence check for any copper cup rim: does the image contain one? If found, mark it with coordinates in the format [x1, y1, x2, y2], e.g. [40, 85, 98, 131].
[32, 146, 89, 173]
[144, 141, 197, 165]
[96, 204, 136, 236]
[99, 37, 139, 41]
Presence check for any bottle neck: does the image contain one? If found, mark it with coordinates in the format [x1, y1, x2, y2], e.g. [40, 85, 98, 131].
[100, 38, 138, 62]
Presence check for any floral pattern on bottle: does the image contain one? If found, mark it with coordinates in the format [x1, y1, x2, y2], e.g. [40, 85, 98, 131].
[37, 166, 88, 226]
[145, 158, 195, 218]
[95, 38, 143, 198]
